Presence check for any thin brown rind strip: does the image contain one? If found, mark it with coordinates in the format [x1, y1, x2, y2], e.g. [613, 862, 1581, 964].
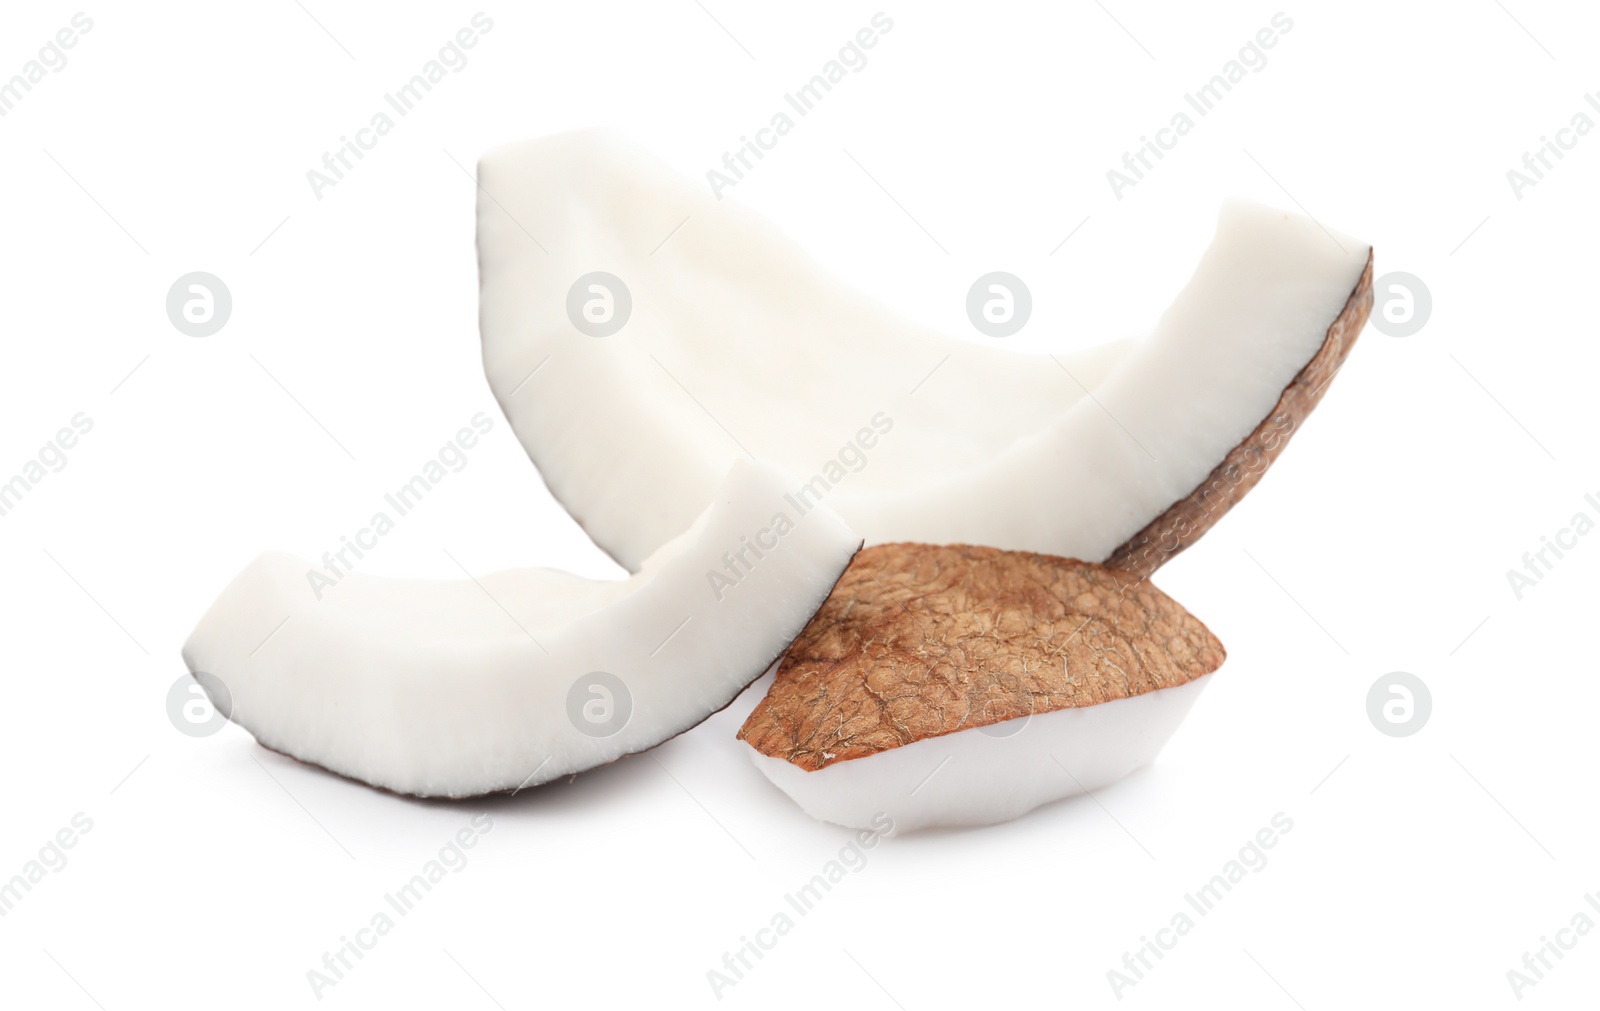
[738, 543, 1224, 771]
[1103, 249, 1375, 578]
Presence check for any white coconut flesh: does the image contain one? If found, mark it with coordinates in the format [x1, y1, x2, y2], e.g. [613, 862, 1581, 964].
[180, 461, 861, 798]
[747, 677, 1210, 833]
[477, 131, 1372, 572]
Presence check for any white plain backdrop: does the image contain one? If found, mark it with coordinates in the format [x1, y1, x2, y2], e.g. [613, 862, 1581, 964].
[2, 1, 1597, 1007]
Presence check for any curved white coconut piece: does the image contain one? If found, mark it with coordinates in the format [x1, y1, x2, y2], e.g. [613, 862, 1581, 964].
[476, 130, 1372, 573]
[181, 461, 860, 798]
[748, 677, 1210, 832]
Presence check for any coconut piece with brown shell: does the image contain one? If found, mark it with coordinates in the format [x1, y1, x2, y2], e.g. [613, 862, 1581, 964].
[478, 130, 1374, 576]
[738, 543, 1225, 831]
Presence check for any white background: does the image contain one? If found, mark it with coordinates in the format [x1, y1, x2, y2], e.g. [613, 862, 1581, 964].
[1, 1, 1597, 1007]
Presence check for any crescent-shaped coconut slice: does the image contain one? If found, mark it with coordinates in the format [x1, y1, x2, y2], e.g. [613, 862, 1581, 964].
[476, 131, 1373, 576]
[737, 543, 1225, 831]
[180, 461, 860, 798]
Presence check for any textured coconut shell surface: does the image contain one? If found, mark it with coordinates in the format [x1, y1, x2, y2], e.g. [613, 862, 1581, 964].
[738, 543, 1225, 771]
[1105, 249, 1375, 578]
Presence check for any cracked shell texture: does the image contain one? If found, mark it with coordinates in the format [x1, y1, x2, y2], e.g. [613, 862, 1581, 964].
[739, 543, 1225, 771]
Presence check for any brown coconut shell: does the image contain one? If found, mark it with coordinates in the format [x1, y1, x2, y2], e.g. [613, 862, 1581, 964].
[1103, 249, 1375, 578]
[738, 543, 1224, 771]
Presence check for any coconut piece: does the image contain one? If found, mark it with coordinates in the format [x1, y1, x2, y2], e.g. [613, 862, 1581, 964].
[181, 461, 860, 798]
[737, 543, 1224, 830]
[1104, 252, 1373, 576]
[476, 130, 1373, 574]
